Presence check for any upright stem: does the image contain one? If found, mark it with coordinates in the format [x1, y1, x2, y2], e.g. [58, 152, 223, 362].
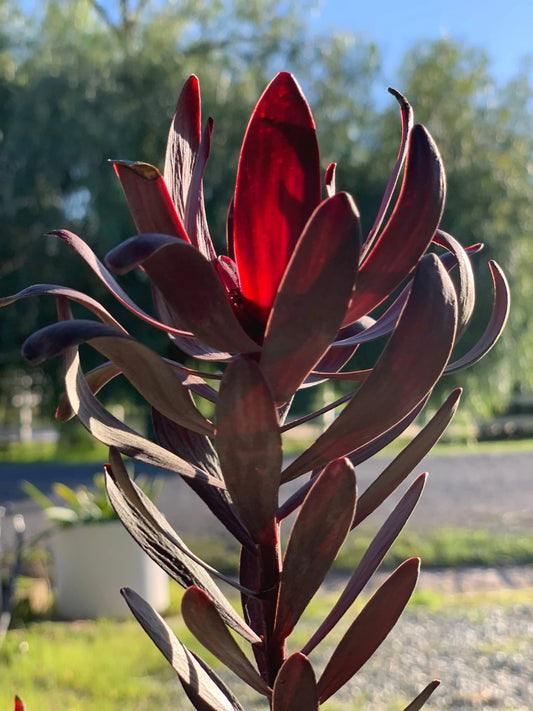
[259, 523, 285, 686]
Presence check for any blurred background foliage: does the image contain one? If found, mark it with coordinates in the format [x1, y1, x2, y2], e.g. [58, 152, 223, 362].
[0, 0, 531, 428]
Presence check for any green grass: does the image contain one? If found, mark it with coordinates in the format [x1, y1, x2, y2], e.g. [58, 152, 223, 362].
[184, 527, 533, 576]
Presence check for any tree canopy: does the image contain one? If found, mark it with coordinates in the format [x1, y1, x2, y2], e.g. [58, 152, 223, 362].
[1, 0, 531, 420]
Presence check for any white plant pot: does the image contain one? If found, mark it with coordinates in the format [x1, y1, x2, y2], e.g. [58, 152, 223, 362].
[52, 520, 169, 619]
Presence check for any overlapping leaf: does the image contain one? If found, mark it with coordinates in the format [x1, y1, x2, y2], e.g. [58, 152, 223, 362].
[216, 356, 282, 545]
[105, 233, 260, 354]
[113, 160, 189, 239]
[272, 654, 318, 711]
[302, 474, 426, 655]
[152, 409, 254, 550]
[122, 588, 244, 711]
[105, 449, 260, 641]
[261, 192, 360, 404]
[282, 254, 457, 482]
[233, 72, 321, 324]
[22, 319, 213, 436]
[344, 124, 445, 326]
[316, 558, 420, 703]
[274, 459, 356, 640]
[182, 587, 270, 696]
[353, 388, 461, 526]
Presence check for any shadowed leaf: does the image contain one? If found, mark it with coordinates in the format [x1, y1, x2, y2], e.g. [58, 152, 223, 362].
[302, 475, 426, 655]
[50, 229, 194, 337]
[363, 88, 414, 256]
[344, 124, 445, 326]
[0, 284, 127, 332]
[283, 254, 457, 482]
[56, 340, 221, 485]
[445, 261, 510, 373]
[122, 588, 244, 711]
[114, 160, 189, 239]
[233, 72, 321, 324]
[434, 230, 475, 340]
[261, 192, 360, 404]
[105, 450, 260, 641]
[275, 459, 356, 639]
[152, 409, 254, 550]
[185, 118, 216, 259]
[22, 319, 213, 436]
[272, 653, 318, 711]
[353, 389, 461, 526]
[402, 680, 441, 710]
[317, 558, 420, 703]
[182, 587, 270, 696]
[216, 356, 282, 545]
[106, 233, 260, 354]
[164, 75, 201, 222]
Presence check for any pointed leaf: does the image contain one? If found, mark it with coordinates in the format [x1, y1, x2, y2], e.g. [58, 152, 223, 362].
[122, 588, 244, 711]
[22, 319, 213, 436]
[185, 118, 217, 259]
[182, 587, 270, 696]
[56, 341, 221, 484]
[216, 356, 282, 545]
[324, 163, 336, 197]
[275, 459, 356, 639]
[363, 88, 414, 256]
[353, 388, 461, 526]
[14, 698, 25, 711]
[302, 474, 426, 655]
[233, 72, 321, 324]
[445, 260, 509, 373]
[164, 75, 202, 222]
[105, 450, 261, 641]
[106, 233, 260, 354]
[261, 192, 360, 404]
[344, 124, 445, 326]
[434, 230, 475, 340]
[272, 653, 318, 711]
[152, 409, 254, 550]
[50, 229, 195, 337]
[283, 254, 457, 482]
[402, 680, 441, 711]
[0, 284, 127, 332]
[317, 558, 420, 703]
[114, 160, 189, 239]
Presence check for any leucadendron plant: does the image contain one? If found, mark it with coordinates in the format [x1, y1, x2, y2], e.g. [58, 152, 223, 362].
[4, 73, 509, 710]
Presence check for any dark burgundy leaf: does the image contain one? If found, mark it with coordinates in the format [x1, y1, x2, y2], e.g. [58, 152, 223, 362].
[106, 233, 260, 354]
[185, 118, 217, 259]
[302, 475, 426, 655]
[274, 459, 356, 639]
[344, 124, 445, 326]
[282, 254, 457, 482]
[121, 588, 244, 711]
[164, 75, 202, 222]
[105, 450, 260, 638]
[50, 229, 195, 337]
[22, 319, 213, 436]
[114, 160, 189, 239]
[272, 653, 318, 711]
[434, 229, 475, 340]
[261, 192, 360, 404]
[362, 88, 414, 257]
[182, 587, 270, 696]
[353, 388, 461, 526]
[0, 284, 127, 332]
[152, 409, 254, 550]
[402, 680, 441, 711]
[233, 72, 321, 325]
[316, 558, 420, 703]
[216, 357, 282, 545]
[445, 261, 509, 373]
[324, 163, 336, 197]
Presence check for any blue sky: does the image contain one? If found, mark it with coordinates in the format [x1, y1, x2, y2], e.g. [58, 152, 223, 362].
[310, 0, 532, 86]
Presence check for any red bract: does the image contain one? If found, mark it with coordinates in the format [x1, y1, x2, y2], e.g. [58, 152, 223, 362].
[1, 72, 510, 711]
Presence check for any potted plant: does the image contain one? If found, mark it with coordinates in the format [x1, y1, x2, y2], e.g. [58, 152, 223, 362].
[22, 474, 169, 619]
[3, 72, 509, 709]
